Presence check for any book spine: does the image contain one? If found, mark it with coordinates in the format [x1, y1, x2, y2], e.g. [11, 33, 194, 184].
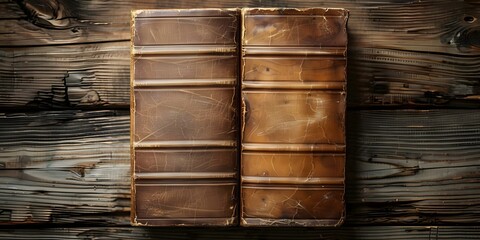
[131, 9, 240, 226]
[240, 8, 348, 227]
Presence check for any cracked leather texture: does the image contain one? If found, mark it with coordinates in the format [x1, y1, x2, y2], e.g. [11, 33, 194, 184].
[131, 8, 347, 227]
[131, 9, 240, 227]
[240, 8, 347, 227]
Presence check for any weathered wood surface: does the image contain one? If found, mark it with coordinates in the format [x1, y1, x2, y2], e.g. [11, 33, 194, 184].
[346, 110, 480, 224]
[1, 0, 479, 238]
[1, 0, 479, 108]
[0, 110, 130, 224]
[0, 226, 479, 239]
[2, 0, 479, 53]
[0, 42, 130, 109]
[1, 109, 479, 225]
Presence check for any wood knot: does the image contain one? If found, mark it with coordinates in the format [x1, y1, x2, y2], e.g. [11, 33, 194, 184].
[454, 27, 480, 51]
[16, 0, 73, 29]
[464, 15, 476, 23]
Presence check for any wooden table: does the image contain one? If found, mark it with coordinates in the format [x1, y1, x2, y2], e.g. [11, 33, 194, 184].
[0, 0, 479, 238]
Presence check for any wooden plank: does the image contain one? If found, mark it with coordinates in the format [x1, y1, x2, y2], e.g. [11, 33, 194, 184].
[0, 226, 479, 239]
[2, 44, 478, 109]
[0, 110, 130, 225]
[348, 47, 480, 107]
[343, 0, 480, 106]
[0, 0, 126, 46]
[0, 42, 129, 109]
[347, 109, 480, 224]
[1, 0, 478, 54]
[0, 0, 24, 19]
[1, 1, 479, 108]
[1, 109, 479, 225]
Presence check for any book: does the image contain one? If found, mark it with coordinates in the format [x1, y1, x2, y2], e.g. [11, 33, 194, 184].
[240, 8, 348, 226]
[130, 9, 240, 226]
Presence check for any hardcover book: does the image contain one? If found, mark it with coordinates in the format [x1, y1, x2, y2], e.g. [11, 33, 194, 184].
[240, 8, 348, 226]
[130, 9, 240, 226]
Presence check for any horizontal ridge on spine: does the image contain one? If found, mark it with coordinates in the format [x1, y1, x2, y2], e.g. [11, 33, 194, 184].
[134, 78, 237, 87]
[242, 143, 345, 152]
[135, 172, 237, 179]
[243, 47, 346, 56]
[133, 45, 237, 55]
[242, 176, 344, 185]
[135, 140, 237, 148]
[242, 81, 344, 90]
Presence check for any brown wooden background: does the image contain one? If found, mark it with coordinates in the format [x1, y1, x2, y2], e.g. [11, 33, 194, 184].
[1, 0, 480, 238]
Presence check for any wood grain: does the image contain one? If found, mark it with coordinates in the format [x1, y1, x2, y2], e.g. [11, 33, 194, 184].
[0, 42, 130, 109]
[1, 0, 478, 108]
[0, 0, 479, 235]
[0, 226, 479, 239]
[2, 45, 473, 108]
[2, 0, 478, 53]
[1, 109, 479, 225]
[348, 47, 480, 107]
[0, 110, 130, 224]
[347, 109, 480, 224]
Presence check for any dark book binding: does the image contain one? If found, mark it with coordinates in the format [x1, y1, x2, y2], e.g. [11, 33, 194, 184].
[131, 9, 240, 226]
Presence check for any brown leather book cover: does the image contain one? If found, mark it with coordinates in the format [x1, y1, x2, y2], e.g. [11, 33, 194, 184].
[240, 8, 348, 226]
[130, 9, 240, 226]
